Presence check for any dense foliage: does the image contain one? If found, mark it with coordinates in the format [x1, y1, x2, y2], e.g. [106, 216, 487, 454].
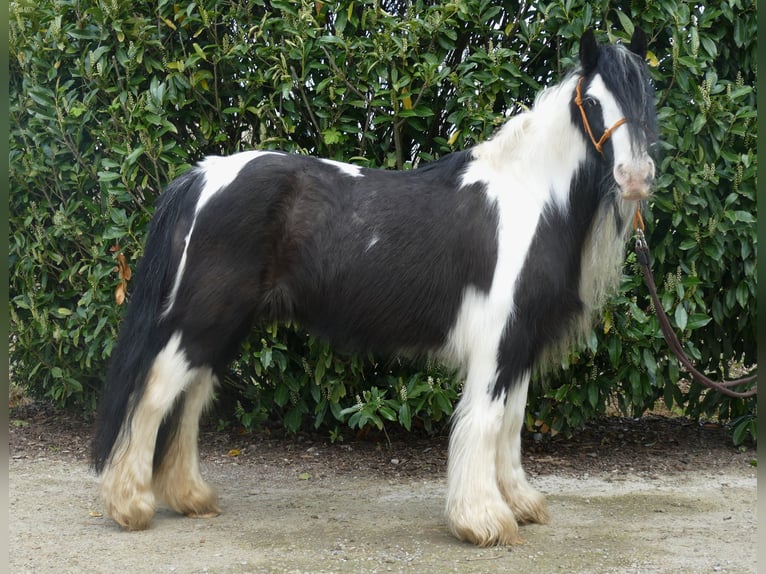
[9, 0, 756, 443]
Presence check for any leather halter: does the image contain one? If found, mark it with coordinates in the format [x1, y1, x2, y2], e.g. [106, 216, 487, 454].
[574, 76, 627, 154]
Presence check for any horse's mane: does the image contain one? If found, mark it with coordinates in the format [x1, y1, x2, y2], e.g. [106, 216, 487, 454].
[470, 73, 580, 170]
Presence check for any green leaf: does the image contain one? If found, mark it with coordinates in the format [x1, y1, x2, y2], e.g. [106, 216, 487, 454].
[586, 381, 598, 409]
[607, 336, 622, 367]
[124, 146, 145, 165]
[728, 210, 755, 224]
[615, 10, 634, 35]
[97, 171, 121, 182]
[259, 346, 272, 369]
[398, 402, 412, 431]
[379, 405, 398, 422]
[735, 282, 749, 309]
[322, 128, 342, 145]
[686, 313, 712, 330]
[678, 238, 698, 251]
[274, 383, 289, 407]
[314, 360, 326, 385]
[674, 305, 688, 331]
[339, 404, 361, 417]
[728, 85, 753, 101]
[642, 348, 657, 377]
[690, 114, 706, 134]
[397, 106, 436, 118]
[192, 43, 208, 61]
[731, 417, 753, 446]
[284, 406, 304, 433]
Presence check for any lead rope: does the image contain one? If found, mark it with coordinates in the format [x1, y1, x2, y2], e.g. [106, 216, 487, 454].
[633, 211, 757, 398]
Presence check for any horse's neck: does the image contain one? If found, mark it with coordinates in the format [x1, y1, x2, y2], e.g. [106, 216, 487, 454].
[472, 77, 586, 183]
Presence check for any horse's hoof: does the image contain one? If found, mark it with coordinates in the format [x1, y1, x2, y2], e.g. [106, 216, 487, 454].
[501, 485, 550, 525]
[446, 498, 523, 547]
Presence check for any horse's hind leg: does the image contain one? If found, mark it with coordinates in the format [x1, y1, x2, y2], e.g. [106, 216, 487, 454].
[148, 271, 261, 520]
[496, 373, 549, 525]
[152, 368, 220, 519]
[99, 332, 198, 530]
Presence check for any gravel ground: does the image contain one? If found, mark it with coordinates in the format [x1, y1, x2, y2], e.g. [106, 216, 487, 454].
[8, 404, 758, 573]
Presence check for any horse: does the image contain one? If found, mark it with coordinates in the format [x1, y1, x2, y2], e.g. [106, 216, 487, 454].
[92, 29, 657, 547]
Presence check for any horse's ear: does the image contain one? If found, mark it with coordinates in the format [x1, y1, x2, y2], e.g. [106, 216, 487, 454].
[579, 29, 599, 74]
[629, 29, 648, 59]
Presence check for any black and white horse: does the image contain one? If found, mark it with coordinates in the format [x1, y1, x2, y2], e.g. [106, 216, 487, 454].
[93, 30, 657, 546]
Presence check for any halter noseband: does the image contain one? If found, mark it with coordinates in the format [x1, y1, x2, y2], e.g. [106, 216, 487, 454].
[574, 76, 627, 154]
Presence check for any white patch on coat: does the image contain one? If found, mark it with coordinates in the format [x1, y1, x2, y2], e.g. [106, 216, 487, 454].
[319, 158, 364, 178]
[152, 368, 220, 517]
[445, 338, 520, 546]
[100, 332, 200, 530]
[586, 75, 655, 200]
[365, 234, 380, 252]
[162, 151, 277, 316]
[445, 76, 587, 369]
[496, 373, 549, 524]
[196, 150, 278, 213]
[443, 75, 617, 545]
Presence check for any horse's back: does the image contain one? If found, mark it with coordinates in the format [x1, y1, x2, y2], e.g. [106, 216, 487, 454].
[250, 151, 501, 353]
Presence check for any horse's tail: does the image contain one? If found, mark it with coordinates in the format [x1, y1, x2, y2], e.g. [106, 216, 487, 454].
[92, 168, 203, 474]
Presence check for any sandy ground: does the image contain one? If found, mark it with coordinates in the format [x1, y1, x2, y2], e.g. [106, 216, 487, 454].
[8, 407, 758, 573]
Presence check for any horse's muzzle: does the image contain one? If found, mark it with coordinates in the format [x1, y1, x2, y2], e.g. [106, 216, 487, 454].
[614, 156, 655, 201]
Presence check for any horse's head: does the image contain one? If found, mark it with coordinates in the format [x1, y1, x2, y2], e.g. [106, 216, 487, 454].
[575, 29, 658, 201]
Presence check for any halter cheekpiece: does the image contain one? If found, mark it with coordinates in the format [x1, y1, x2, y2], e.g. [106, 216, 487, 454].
[574, 76, 627, 154]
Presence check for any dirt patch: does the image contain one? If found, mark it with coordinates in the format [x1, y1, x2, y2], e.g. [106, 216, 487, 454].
[8, 404, 758, 573]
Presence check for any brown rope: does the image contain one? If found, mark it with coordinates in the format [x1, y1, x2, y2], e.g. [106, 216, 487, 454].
[574, 77, 628, 154]
[633, 226, 756, 399]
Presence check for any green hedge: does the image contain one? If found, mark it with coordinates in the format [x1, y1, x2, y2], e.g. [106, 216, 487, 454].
[9, 0, 756, 443]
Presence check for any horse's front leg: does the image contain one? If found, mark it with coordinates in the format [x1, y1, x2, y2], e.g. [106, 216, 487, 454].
[445, 357, 521, 547]
[496, 372, 550, 525]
